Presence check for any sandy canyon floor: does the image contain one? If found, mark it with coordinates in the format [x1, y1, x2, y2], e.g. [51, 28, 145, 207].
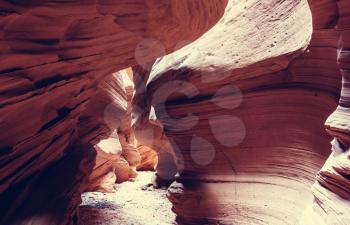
[80, 172, 176, 225]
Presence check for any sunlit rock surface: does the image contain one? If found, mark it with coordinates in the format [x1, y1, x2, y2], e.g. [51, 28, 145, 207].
[136, 145, 158, 171]
[141, 0, 348, 224]
[300, 1, 350, 224]
[132, 64, 179, 186]
[1, 0, 350, 224]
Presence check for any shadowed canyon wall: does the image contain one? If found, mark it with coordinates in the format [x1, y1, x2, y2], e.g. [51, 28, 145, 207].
[0, 1, 227, 224]
[0, 0, 350, 225]
[301, 1, 350, 224]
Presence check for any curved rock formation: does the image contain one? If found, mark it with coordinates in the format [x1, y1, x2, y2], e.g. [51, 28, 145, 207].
[141, 0, 347, 224]
[300, 1, 350, 224]
[132, 64, 179, 186]
[0, 1, 228, 224]
[1, 0, 350, 224]
[0, 141, 96, 225]
[136, 145, 158, 171]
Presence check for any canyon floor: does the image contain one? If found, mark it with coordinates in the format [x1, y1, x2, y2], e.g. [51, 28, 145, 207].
[80, 172, 176, 225]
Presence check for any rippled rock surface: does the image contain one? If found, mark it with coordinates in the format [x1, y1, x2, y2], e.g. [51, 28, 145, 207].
[0, 1, 227, 224]
[140, 0, 349, 224]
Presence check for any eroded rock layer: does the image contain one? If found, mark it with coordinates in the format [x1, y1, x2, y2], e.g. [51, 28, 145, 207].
[84, 69, 141, 192]
[132, 64, 179, 186]
[0, 1, 228, 224]
[136, 145, 158, 171]
[300, 1, 350, 224]
[142, 0, 347, 224]
[1, 0, 350, 224]
[0, 141, 96, 225]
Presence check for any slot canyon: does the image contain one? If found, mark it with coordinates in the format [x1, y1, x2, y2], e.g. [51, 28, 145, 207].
[0, 0, 349, 225]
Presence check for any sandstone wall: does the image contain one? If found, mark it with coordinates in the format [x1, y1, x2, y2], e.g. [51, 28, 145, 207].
[142, 0, 348, 224]
[0, 1, 227, 224]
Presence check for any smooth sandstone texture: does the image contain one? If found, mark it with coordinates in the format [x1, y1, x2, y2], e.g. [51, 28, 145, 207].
[136, 145, 158, 171]
[1, 0, 350, 224]
[84, 70, 140, 192]
[132, 64, 179, 187]
[142, 0, 348, 224]
[0, 1, 227, 224]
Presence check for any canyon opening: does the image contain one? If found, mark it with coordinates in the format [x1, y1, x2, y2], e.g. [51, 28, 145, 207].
[0, 0, 349, 225]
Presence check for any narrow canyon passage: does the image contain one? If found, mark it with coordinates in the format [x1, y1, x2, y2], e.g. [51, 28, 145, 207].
[0, 0, 350, 225]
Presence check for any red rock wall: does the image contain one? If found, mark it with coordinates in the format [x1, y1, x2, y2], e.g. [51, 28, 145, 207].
[132, 64, 179, 186]
[142, 0, 348, 224]
[300, 1, 350, 224]
[136, 145, 158, 171]
[0, 141, 96, 225]
[0, 1, 228, 224]
[1, 0, 349, 224]
[83, 69, 141, 192]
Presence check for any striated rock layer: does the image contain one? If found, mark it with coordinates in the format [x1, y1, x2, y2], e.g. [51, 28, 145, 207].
[1, 0, 349, 224]
[142, 0, 348, 224]
[0, 1, 228, 224]
[136, 145, 158, 171]
[0, 141, 96, 225]
[84, 69, 140, 193]
[300, 1, 350, 224]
